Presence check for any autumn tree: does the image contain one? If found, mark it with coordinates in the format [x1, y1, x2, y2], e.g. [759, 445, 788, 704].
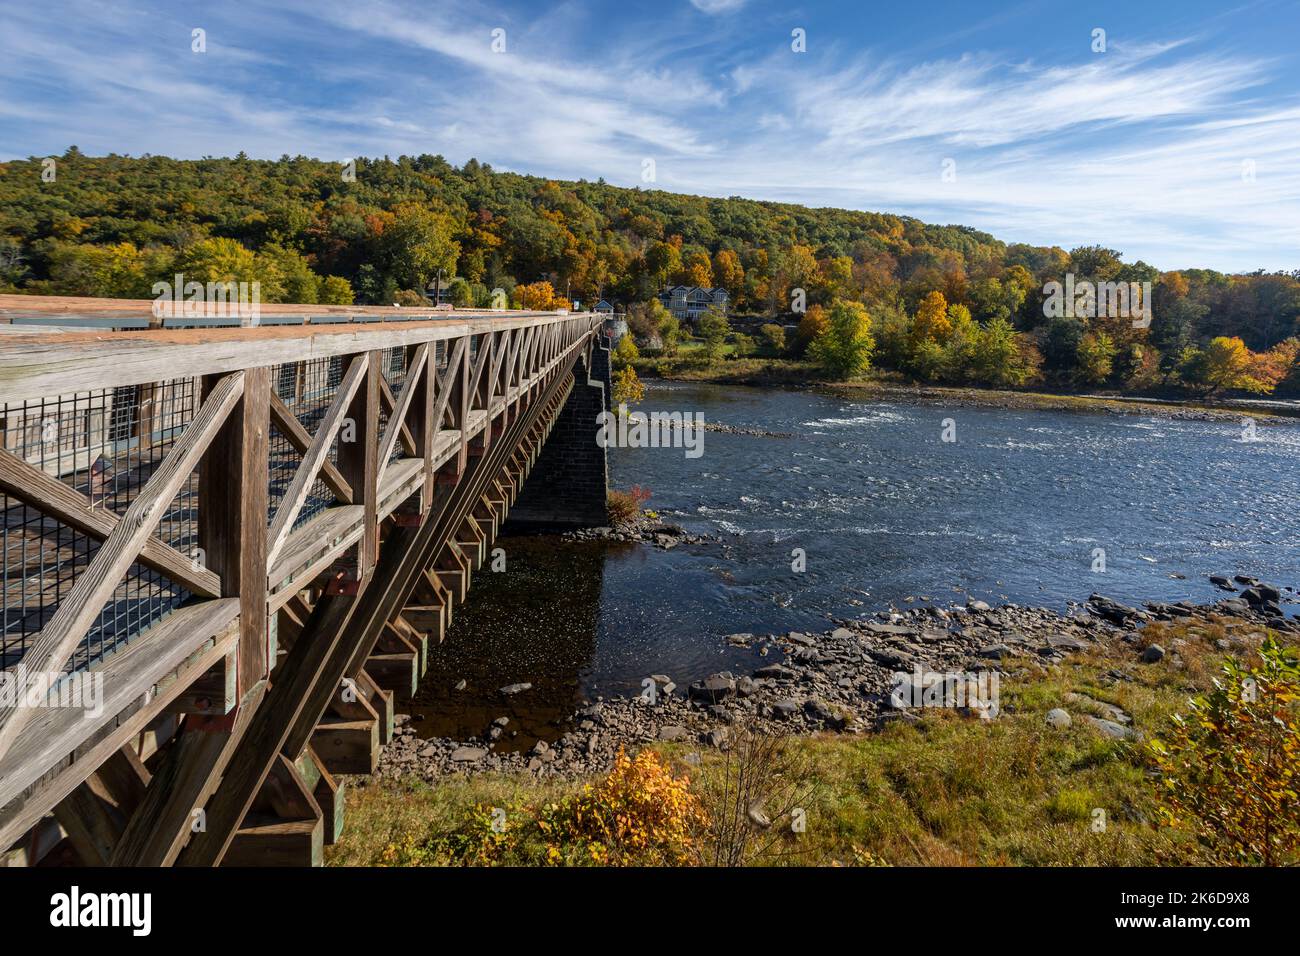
[809, 300, 875, 379]
[793, 304, 829, 355]
[712, 248, 744, 295]
[1076, 331, 1117, 385]
[1183, 336, 1277, 395]
[911, 290, 952, 346]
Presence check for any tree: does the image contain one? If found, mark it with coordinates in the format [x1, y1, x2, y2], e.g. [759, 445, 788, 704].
[658, 312, 681, 355]
[809, 300, 875, 379]
[380, 202, 459, 291]
[759, 323, 786, 354]
[697, 306, 731, 359]
[970, 315, 1036, 386]
[516, 280, 562, 310]
[1183, 336, 1276, 395]
[256, 243, 319, 303]
[1150, 636, 1300, 866]
[317, 275, 353, 305]
[1041, 315, 1086, 372]
[612, 333, 640, 367]
[712, 249, 744, 295]
[911, 290, 952, 346]
[612, 365, 645, 407]
[1076, 331, 1117, 385]
[793, 304, 829, 355]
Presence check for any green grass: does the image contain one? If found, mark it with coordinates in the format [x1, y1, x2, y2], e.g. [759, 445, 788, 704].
[326, 617, 1290, 867]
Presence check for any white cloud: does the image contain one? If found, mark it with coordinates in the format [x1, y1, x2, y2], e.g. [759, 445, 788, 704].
[689, 0, 748, 13]
[0, 0, 1296, 271]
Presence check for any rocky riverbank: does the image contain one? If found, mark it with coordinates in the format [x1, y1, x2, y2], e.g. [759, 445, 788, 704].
[375, 577, 1299, 782]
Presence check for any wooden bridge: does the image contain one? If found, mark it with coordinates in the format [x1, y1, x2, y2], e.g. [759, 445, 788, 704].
[0, 295, 609, 866]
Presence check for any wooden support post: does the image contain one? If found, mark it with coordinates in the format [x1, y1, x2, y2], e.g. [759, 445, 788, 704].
[338, 351, 380, 579]
[200, 366, 270, 696]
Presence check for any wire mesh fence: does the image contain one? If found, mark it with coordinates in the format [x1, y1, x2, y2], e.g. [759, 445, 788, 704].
[1, 380, 198, 671]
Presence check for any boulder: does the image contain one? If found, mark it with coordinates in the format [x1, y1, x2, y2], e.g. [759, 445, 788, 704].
[1045, 708, 1072, 729]
[1086, 717, 1140, 741]
[688, 674, 737, 704]
[1141, 644, 1166, 663]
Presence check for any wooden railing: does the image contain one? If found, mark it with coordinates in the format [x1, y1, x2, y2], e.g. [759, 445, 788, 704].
[0, 303, 603, 859]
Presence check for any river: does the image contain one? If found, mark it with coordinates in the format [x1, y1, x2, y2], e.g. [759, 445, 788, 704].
[403, 382, 1300, 746]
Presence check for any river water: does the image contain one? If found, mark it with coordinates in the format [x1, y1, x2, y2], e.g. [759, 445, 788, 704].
[404, 382, 1300, 746]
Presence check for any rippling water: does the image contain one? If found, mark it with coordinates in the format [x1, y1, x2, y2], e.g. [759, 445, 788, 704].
[405, 382, 1300, 744]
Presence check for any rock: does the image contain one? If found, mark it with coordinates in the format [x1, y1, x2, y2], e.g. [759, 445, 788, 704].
[735, 675, 757, 697]
[450, 746, 487, 763]
[771, 699, 799, 720]
[1047, 634, 1088, 652]
[1086, 717, 1140, 741]
[1045, 708, 1072, 729]
[499, 682, 533, 696]
[1087, 594, 1144, 626]
[786, 632, 816, 647]
[967, 600, 992, 612]
[726, 633, 754, 646]
[977, 643, 1014, 660]
[1209, 575, 1236, 592]
[869, 648, 914, 669]
[529, 740, 550, 756]
[863, 622, 917, 636]
[1259, 583, 1282, 603]
[689, 674, 737, 704]
[705, 727, 729, 748]
[453, 679, 467, 691]
[831, 627, 855, 641]
[492, 716, 510, 727]
[658, 724, 690, 741]
[755, 663, 797, 680]
[805, 697, 846, 730]
[1141, 644, 1166, 663]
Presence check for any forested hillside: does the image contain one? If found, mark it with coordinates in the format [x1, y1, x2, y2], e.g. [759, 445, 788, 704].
[1, 148, 1297, 393]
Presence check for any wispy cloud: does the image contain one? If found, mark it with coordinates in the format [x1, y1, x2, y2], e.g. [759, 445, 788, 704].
[0, 0, 1296, 271]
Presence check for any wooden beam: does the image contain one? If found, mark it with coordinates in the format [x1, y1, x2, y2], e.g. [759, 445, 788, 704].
[266, 356, 367, 569]
[377, 374, 418, 459]
[0, 447, 221, 598]
[269, 393, 353, 504]
[109, 681, 267, 866]
[376, 342, 428, 485]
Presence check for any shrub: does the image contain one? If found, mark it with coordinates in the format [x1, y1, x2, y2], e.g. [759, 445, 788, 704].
[607, 484, 651, 525]
[1149, 635, 1300, 865]
[759, 323, 786, 354]
[538, 748, 707, 865]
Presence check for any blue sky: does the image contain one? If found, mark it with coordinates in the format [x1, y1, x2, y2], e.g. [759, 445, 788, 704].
[2, 0, 1298, 272]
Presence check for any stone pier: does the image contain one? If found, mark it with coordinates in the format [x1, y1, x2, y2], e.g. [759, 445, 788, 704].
[505, 335, 611, 529]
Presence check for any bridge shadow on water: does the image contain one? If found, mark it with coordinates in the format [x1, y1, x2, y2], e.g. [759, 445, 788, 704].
[401, 534, 609, 751]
